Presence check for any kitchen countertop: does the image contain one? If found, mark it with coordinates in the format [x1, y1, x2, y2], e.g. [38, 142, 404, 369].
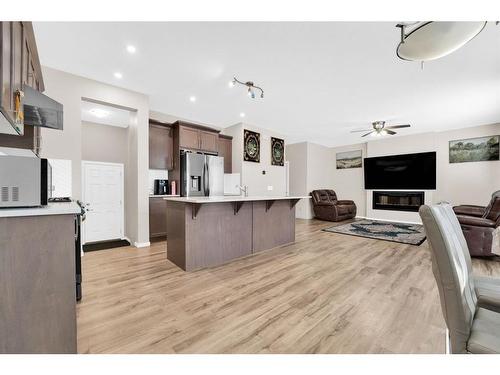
[163, 195, 311, 204]
[149, 194, 180, 198]
[0, 201, 82, 218]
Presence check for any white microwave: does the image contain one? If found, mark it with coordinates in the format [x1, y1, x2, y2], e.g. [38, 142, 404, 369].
[0, 155, 52, 207]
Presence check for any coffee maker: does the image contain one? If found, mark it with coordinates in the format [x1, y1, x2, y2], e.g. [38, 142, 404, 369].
[154, 179, 169, 195]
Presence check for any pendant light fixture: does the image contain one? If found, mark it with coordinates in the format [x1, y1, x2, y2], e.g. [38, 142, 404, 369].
[396, 21, 487, 63]
[229, 77, 264, 99]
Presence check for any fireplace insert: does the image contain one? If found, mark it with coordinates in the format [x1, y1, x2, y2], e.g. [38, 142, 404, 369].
[373, 191, 425, 212]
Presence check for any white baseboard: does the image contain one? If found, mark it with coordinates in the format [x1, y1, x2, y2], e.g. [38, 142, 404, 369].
[134, 241, 151, 248]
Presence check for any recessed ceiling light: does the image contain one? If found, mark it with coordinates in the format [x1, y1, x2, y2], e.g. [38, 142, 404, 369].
[89, 108, 110, 118]
[114, 72, 123, 79]
[240, 112, 246, 118]
[189, 96, 196, 102]
[126, 45, 136, 54]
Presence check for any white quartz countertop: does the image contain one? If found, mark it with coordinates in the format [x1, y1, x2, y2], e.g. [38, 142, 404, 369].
[0, 202, 82, 218]
[164, 196, 311, 204]
[149, 194, 180, 198]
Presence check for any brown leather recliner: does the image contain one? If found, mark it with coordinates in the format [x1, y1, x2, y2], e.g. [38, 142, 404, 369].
[311, 189, 356, 222]
[453, 190, 500, 257]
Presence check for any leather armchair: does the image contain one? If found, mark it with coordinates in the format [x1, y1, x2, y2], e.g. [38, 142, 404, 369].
[453, 191, 500, 257]
[310, 189, 356, 222]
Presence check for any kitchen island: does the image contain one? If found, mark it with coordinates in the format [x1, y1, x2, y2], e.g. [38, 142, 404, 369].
[164, 196, 310, 271]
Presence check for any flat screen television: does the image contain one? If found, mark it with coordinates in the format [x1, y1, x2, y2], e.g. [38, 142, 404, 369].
[364, 151, 436, 190]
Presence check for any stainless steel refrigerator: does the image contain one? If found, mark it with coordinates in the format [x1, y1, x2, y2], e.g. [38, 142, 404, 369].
[180, 152, 224, 197]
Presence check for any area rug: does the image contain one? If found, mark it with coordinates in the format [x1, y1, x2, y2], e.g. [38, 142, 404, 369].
[322, 219, 426, 246]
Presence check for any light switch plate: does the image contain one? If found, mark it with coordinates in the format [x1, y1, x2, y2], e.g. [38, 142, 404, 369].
[267, 185, 273, 191]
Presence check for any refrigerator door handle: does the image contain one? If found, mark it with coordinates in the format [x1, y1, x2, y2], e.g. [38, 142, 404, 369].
[201, 160, 205, 196]
[205, 161, 210, 196]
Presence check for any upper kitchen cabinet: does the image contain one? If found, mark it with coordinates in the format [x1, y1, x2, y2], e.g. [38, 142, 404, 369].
[199, 130, 218, 153]
[176, 121, 219, 153]
[0, 22, 44, 136]
[178, 125, 200, 150]
[218, 134, 233, 173]
[0, 22, 46, 155]
[149, 121, 174, 170]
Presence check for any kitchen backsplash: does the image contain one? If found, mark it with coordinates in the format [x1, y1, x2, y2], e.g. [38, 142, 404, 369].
[149, 169, 169, 194]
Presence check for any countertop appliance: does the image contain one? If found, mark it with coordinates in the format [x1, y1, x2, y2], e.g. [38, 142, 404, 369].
[180, 152, 224, 197]
[154, 179, 169, 195]
[0, 155, 52, 207]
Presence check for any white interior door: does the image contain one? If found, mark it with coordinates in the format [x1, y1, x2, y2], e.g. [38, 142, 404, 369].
[82, 161, 124, 244]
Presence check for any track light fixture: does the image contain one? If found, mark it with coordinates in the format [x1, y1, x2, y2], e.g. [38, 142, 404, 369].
[230, 77, 264, 99]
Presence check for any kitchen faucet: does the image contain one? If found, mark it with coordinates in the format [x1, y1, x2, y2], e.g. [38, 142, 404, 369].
[238, 185, 249, 197]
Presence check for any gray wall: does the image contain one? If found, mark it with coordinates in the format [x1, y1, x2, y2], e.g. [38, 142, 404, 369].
[81, 121, 128, 164]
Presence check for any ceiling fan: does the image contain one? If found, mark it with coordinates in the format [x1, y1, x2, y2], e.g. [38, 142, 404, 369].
[350, 121, 411, 137]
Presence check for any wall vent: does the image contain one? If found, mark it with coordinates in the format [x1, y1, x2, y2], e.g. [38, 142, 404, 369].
[11, 186, 19, 202]
[1, 186, 9, 202]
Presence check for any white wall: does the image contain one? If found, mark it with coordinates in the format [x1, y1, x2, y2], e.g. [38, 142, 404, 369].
[286, 142, 308, 218]
[330, 143, 367, 217]
[40, 67, 150, 246]
[222, 122, 288, 196]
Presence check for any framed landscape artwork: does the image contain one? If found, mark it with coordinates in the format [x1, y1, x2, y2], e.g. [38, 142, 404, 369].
[449, 135, 499, 163]
[336, 150, 362, 169]
[271, 137, 285, 166]
[243, 129, 260, 163]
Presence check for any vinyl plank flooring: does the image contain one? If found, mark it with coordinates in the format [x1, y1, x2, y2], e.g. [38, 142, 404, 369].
[76, 218, 500, 353]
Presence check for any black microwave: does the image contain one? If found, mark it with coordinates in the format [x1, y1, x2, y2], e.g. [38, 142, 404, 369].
[0, 155, 52, 207]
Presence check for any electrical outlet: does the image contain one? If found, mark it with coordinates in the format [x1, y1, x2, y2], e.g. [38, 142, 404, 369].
[267, 185, 273, 191]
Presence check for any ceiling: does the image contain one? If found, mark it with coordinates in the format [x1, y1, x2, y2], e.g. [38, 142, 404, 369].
[81, 99, 133, 128]
[33, 22, 500, 147]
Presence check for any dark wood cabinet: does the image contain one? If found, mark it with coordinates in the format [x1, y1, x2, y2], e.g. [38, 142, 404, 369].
[0, 214, 77, 353]
[218, 135, 233, 173]
[0, 22, 44, 155]
[200, 130, 218, 153]
[179, 125, 201, 150]
[149, 197, 167, 238]
[178, 123, 219, 153]
[149, 122, 173, 170]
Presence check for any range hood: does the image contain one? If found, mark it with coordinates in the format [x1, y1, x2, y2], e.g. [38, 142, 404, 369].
[23, 85, 63, 130]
